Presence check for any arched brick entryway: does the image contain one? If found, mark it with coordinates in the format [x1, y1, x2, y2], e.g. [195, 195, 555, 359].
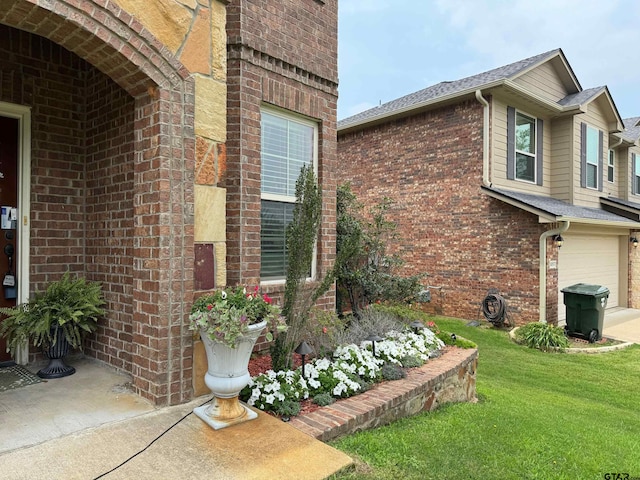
[0, 0, 195, 406]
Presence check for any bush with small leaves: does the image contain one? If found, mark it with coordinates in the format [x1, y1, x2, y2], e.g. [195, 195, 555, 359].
[275, 399, 301, 417]
[381, 363, 406, 381]
[312, 392, 335, 407]
[400, 355, 424, 368]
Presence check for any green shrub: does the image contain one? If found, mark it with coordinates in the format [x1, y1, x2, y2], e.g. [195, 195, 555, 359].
[515, 322, 569, 351]
[381, 363, 406, 381]
[274, 399, 301, 417]
[371, 302, 431, 325]
[312, 392, 335, 407]
[400, 355, 424, 368]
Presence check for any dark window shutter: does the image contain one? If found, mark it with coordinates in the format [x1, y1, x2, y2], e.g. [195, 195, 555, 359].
[598, 130, 604, 192]
[580, 122, 587, 188]
[507, 106, 515, 180]
[536, 118, 544, 186]
[633, 153, 637, 195]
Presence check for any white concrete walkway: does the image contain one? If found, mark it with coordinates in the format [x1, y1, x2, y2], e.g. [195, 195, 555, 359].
[603, 308, 640, 343]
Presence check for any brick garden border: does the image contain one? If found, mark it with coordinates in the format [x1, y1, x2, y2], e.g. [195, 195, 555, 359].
[288, 347, 478, 442]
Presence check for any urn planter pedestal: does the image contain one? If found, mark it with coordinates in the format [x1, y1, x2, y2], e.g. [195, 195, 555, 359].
[194, 320, 266, 430]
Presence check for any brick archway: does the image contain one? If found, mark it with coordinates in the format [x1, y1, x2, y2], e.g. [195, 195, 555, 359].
[0, 0, 195, 405]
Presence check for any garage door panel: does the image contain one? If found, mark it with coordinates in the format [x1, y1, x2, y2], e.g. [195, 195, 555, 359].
[558, 235, 619, 321]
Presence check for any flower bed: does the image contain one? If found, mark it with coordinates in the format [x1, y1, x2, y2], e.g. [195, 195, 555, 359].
[241, 327, 445, 418]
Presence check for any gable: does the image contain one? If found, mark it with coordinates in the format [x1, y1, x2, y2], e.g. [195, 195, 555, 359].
[512, 61, 573, 103]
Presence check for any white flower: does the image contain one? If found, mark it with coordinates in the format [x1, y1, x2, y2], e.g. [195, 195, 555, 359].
[265, 394, 275, 405]
[221, 290, 227, 299]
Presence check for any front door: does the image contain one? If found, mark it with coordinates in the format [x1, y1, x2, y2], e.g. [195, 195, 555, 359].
[0, 115, 19, 362]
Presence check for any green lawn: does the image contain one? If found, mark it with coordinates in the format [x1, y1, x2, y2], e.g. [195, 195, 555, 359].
[330, 318, 640, 480]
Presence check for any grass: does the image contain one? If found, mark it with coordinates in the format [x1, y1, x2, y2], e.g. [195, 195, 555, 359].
[329, 317, 640, 480]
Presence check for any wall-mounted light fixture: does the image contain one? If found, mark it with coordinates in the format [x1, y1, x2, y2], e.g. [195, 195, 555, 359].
[631, 237, 639, 248]
[553, 234, 564, 249]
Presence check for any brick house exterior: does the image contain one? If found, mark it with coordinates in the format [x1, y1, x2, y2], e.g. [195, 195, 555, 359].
[0, 0, 337, 406]
[224, 0, 338, 310]
[338, 50, 640, 326]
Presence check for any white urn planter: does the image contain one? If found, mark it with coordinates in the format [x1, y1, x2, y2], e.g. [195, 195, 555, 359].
[193, 320, 266, 430]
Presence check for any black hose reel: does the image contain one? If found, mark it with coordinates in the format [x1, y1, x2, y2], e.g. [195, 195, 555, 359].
[482, 292, 510, 327]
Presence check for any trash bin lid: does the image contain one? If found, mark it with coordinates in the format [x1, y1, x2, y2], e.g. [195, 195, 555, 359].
[561, 283, 610, 296]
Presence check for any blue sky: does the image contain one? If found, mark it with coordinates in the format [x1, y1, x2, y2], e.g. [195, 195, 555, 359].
[338, 0, 640, 122]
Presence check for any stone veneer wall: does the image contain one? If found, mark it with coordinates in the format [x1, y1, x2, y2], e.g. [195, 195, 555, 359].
[289, 347, 478, 442]
[116, 0, 229, 291]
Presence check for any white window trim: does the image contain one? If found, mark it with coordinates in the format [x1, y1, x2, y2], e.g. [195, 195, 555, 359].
[607, 149, 615, 184]
[585, 125, 599, 190]
[260, 106, 319, 285]
[514, 110, 537, 184]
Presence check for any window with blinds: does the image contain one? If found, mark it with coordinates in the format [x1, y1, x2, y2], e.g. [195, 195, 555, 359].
[260, 109, 317, 281]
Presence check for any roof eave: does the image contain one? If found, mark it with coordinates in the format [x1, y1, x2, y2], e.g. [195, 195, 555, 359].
[338, 79, 507, 134]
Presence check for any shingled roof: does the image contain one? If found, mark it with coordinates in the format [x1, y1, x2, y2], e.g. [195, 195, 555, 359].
[621, 117, 640, 143]
[339, 49, 568, 129]
[483, 186, 640, 226]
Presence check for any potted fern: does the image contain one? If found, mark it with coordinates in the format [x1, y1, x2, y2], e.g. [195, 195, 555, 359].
[0, 273, 105, 378]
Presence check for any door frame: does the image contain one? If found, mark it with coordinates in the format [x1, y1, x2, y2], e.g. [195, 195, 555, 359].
[0, 101, 31, 364]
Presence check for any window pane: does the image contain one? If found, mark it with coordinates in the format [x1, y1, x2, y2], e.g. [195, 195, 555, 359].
[515, 113, 535, 154]
[608, 166, 614, 183]
[586, 126, 599, 166]
[516, 152, 535, 182]
[261, 200, 294, 280]
[587, 163, 597, 188]
[261, 111, 314, 197]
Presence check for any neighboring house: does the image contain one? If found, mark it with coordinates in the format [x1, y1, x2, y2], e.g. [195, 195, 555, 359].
[338, 49, 640, 325]
[0, 0, 337, 406]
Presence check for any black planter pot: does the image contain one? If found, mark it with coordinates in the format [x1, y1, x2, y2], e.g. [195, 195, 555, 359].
[37, 329, 76, 379]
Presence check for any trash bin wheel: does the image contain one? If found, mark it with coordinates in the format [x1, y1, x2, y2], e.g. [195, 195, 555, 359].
[588, 329, 598, 344]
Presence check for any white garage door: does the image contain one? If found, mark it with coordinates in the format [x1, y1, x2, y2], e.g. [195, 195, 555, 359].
[558, 234, 619, 322]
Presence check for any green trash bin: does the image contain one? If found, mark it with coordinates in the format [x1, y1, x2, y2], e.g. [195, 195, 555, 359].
[561, 283, 609, 343]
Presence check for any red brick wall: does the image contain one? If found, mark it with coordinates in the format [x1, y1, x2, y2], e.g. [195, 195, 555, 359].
[1, 3, 196, 406]
[0, 25, 88, 288]
[225, 0, 338, 309]
[338, 100, 549, 324]
[0, 25, 137, 361]
[84, 68, 135, 372]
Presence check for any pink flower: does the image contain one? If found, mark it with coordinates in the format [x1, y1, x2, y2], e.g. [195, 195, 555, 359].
[322, 327, 328, 334]
[254, 285, 259, 292]
[207, 304, 213, 311]
[262, 294, 273, 304]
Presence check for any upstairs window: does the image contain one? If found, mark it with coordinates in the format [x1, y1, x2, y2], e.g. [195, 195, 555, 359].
[507, 107, 543, 185]
[580, 123, 603, 191]
[260, 108, 317, 281]
[634, 153, 640, 196]
[515, 112, 536, 182]
[607, 150, 615, 183]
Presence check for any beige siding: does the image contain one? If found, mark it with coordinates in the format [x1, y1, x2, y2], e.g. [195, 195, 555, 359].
[550, 116, 572, 201]
[490, 98, 552, 195]
[572, 101, 610, 208]
[512, 62, 569, 102]
[605, 145, 621, 199]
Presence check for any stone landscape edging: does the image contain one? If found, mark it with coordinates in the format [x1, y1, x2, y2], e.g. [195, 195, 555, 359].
[508, 327, 635, 354]
[287, 347, 478, 442]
